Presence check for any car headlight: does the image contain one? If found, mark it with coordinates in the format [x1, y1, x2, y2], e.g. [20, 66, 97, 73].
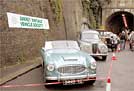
[99, 45, 108, 53]
[100, 46, 106, 51]
[47, 64, 55, 71]
[91, 62, 96, 69]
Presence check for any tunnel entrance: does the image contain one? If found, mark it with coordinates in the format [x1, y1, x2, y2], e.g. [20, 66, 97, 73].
[105, 11, 134, 35]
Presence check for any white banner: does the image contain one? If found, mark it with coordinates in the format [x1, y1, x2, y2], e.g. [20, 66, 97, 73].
[7, 12, 49, 30]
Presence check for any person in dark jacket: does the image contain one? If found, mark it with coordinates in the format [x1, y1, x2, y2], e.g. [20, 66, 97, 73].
[128, 31, 134, 50]
[119, 31, 126, 50]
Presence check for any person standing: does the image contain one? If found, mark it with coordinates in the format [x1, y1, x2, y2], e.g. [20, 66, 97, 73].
[119, 31, 126, 50]
[128, 31, 134, 50]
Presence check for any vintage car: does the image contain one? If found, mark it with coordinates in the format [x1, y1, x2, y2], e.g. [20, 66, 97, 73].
[78, 29, 108, 61]
[99, 31, 120, 51]
[41, 40, 96, 87]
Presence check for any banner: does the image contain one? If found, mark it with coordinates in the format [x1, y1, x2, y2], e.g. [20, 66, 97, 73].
[7, 12, 49, 30]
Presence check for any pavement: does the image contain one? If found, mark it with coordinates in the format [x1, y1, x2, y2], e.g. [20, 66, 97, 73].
[0, 57, 42, 85]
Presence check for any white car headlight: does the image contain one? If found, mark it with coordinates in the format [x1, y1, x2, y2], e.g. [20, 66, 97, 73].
[47, 64, 55, 71]
[91, 62, 96, 69]
[99, 45, 108, 53]
[100, 46, 106, 50]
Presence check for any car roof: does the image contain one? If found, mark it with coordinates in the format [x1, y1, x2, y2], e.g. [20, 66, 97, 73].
[44, 40, 80, 51]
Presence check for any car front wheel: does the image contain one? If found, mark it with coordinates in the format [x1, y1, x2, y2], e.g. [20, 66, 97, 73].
[44, 80, 53, 88]
[85, 80, 96, 85]
[102, 56, 107, 61]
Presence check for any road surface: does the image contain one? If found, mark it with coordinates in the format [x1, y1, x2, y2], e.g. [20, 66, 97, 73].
[1, 46, 134, 91]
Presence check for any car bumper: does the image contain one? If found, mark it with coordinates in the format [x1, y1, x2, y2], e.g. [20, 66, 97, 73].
[46, 74, 96, 81]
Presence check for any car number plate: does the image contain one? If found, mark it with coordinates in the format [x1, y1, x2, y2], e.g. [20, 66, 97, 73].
[63, 80, 83, 85]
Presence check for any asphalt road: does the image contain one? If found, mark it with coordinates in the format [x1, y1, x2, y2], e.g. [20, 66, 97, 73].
[1, 46, 134, 91]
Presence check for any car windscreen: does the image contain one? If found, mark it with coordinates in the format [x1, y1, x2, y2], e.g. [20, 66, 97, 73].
[46, 48, 79, 54]
[45, 41, 80, 51]
[81, 33, 99, 40]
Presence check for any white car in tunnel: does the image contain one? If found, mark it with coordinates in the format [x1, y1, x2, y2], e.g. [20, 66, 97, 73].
[78, 29, 108, 61]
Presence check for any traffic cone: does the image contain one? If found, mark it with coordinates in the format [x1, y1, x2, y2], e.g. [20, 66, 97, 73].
[112, 52, 117, 60]
[106, 77, 111, 91]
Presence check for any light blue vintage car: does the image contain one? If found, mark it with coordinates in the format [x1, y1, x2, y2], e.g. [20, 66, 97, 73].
[41, 40, 96, 87]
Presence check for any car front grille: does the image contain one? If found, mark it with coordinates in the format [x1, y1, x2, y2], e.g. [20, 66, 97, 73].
[57, 65, 86, 74]
[92, 43, 98, 53]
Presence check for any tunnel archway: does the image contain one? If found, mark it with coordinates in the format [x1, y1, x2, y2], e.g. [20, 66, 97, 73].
[105, 11, 134, 35]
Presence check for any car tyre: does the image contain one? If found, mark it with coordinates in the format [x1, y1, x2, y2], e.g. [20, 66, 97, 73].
[102, 56, 107, 61]
[85, 80, 96, 85]
[45, 84, 51, 88]
[89, 80, 96, 85]
[44, 80, 53, 89]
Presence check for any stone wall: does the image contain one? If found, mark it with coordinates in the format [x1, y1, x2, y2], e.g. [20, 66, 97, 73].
[62, 0, 83, 40]
[0, 0, 106, 67]
[0, 0, 66, 67]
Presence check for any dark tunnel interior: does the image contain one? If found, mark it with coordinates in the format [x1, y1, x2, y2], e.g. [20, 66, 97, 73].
[105, 11, 134, 35]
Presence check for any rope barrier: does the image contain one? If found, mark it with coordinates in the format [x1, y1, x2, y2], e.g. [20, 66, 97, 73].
[0, 53, 117, 89]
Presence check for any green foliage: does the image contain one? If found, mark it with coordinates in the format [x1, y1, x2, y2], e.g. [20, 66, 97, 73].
[81, 0, 103, 28]
[43, 31, 49, 40]
[17, 52, 26, 64]
[50, 0, 63, 23]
